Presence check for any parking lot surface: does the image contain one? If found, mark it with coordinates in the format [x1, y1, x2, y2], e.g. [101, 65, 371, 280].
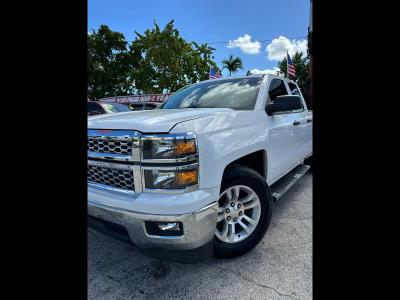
[88, 173, 312, 300]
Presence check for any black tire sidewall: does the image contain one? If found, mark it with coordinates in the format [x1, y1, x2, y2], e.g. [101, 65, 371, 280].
[305, 156, 313, 171]
[213, 164, 272, 258]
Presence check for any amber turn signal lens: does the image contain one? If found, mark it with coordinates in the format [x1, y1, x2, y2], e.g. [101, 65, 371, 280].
[175, 140, 196, 156]
[176, 170, 198, 186]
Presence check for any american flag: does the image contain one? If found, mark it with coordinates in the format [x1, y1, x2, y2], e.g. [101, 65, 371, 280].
[287, 53, 296, 77]
[209, 67, 222, 79]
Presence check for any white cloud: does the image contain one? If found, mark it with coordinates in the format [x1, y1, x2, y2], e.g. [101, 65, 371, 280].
[266, 36, 307, 61]
[227, 34, 261, 54]
[249, 67, 281, 75]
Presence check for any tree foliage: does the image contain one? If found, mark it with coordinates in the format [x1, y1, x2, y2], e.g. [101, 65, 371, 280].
[87, 25, 134, 99]
[222, 55, 243, 76]
[130, 20, 220, 94]
[88, 21, 220, 98]
[278, 51, 311, 105]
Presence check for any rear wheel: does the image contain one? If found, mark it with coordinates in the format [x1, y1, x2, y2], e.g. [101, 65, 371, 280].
[213, 164, 272, 258]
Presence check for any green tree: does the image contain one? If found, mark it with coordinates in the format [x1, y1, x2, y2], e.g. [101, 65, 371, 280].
[88, 25, 134, 99]
[222, 55, 243, 76]
[278, 51, 311, 105]
[130, 20, 220, 94]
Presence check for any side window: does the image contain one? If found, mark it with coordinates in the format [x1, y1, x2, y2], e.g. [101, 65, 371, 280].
[266, 79, 304, 115]
[288, 82, 305, 111]
[288, 82, 300, 95]
[268, 79, 288, 103]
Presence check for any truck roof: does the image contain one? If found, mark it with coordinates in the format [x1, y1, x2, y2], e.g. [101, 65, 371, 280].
[199, 73, 297, 85]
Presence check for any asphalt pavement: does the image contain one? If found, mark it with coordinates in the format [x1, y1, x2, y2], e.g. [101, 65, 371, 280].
[88, 172, 312, 300]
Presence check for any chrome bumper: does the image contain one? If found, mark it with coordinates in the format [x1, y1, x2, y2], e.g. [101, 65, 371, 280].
[88, 200, 218, 250]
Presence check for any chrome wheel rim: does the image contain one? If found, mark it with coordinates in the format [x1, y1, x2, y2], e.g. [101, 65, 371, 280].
[215, 185, 261, 243]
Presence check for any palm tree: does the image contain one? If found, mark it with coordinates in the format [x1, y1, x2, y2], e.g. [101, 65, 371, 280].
[222, 55, 243, 76]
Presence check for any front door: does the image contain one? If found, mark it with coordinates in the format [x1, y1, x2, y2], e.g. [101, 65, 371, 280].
[265, 78, 301, 183]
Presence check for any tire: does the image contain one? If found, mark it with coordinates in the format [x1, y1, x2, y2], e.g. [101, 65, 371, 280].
[304, 156, 313, 171]
[213, 164, 272, 258]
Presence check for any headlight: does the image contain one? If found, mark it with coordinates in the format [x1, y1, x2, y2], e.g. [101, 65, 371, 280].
[142, 132, 197, 160]
[141, 133, 199, 191]
[143, 165, 198, 190]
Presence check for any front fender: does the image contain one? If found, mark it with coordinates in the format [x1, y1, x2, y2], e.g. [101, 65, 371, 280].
[171, 111, 269, 189]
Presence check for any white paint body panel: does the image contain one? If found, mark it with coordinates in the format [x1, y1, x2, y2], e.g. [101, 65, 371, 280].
[87, 75, 312, 215]
[88, 108, 232, 132]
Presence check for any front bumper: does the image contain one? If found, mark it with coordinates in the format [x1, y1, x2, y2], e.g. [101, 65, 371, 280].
[88, 200, 218, 251]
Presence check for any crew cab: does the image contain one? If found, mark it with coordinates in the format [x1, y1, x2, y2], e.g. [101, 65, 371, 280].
[87, 74, 312, 262]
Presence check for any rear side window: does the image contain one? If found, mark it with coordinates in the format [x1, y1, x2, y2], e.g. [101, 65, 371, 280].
[268, 79, 288, 102]
[288, 82, 300, 95]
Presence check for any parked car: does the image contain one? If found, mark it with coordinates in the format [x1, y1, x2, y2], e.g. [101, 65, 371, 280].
[87, 75, 312, 262]
[88, 101, 131, 116]
[128, 102, 159, 111]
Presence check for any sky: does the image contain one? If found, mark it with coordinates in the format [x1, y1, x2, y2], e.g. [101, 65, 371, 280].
[88, 0, 310, 76]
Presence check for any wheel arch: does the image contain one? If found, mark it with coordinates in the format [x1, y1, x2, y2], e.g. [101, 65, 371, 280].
[222, 150, 268, 182]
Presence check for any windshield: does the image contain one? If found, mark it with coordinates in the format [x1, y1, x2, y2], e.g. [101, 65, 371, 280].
[158, 77, 263, 110]
[100, 103, 131, 113]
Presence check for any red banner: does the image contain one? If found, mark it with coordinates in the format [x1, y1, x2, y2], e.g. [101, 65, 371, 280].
[100, 93, 172, 104]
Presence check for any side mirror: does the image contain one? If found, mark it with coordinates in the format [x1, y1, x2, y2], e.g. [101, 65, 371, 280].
[266, 95, 303, 115]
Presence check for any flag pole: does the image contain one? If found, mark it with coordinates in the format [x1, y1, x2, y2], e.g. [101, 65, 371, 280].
[286, 51, 289, 79]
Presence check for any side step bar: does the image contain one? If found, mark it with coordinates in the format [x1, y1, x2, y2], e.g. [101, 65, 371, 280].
[270, 164, 310, 202]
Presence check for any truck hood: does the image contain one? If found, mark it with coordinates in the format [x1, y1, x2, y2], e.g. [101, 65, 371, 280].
[88, 108, 233, 133]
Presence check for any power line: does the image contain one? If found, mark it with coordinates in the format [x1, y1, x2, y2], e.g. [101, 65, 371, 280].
[96, 36, 308, 45]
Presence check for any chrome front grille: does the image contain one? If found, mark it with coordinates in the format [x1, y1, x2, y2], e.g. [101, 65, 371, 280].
[88, 137, 132, 155]
[88, 129, 141, 192]
[87, 164, 134, 191]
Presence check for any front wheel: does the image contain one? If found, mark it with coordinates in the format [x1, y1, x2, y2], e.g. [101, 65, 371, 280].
[213, 164, 272, 258]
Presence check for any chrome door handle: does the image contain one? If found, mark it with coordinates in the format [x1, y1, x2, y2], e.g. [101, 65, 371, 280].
[293, 121, 301, 126]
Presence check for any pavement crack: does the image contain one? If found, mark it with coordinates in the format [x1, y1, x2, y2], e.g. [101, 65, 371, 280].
[106, 275, 121, 284]
[220, 267, 295, 298]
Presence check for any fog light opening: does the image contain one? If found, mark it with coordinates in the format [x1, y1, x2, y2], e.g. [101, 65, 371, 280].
[145, 221, 183, 237]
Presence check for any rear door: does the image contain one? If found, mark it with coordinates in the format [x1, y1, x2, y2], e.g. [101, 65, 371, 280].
[288, 82, 312, 160]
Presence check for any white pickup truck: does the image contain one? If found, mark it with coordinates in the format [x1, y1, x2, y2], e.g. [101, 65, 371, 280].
[88, 74, 312, 262]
